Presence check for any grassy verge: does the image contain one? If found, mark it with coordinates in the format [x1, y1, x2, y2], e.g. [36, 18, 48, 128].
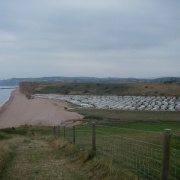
[0, 142, 13, 178]
[0, 127, 119, 179]
[50, 137, 137, 179]
[1, 125, 52, 136]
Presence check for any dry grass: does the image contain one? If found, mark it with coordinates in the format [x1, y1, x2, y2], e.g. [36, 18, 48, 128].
[90, 158, 113, 175]
[1, 136, 88, 180]
[0, 128, 141, 180]
[50, 137, 79, 156]
[50, 138, 135, 179]
[126, 82, 180, 96]
[50, 137, 68, 150]
[78, 150, 95, 164]
[23, 138, 31, 143]
[22, 81, 180, 96]
[64, 144, 78, 155]
[0, 143, 12, 174]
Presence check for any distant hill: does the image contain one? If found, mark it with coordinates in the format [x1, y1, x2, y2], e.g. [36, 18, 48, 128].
[0, 76, 180, 86]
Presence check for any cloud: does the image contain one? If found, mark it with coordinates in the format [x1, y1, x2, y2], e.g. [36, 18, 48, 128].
[0, 0, 180, 79]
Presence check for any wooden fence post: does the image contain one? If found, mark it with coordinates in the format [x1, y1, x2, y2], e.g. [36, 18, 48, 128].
[52, 126, 54, 136]
[92, 123, 96, 151]
[160, 129, 172, 180]
[73, 126, 75, 144]
[58, 126, 60, 137]
[63, 126, 66, 138]
[53, 126, 56, 136]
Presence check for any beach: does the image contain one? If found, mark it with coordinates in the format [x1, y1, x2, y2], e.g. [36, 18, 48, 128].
[0, 89, 83, 128]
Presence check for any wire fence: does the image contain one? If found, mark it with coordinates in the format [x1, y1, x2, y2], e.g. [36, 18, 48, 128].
[170, 134, 180, 180]
[52, 124, 180, 180]
[96, 129, 162, 179]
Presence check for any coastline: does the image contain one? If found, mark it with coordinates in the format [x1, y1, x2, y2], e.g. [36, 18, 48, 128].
[0, 87, 16, 107]
[0, 89, 16, 117]
[0, 90, 83, 129]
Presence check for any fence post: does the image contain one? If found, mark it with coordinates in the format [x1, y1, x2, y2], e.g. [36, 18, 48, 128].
[63, 126, 66, 138]
[73, 125, 75, 144]
[58, 126, 60, 137]
[53, 126, 56, 136]
[92, 123, 96, 151]
[160, 129, 172, 180]
[52, 126, 53, 136]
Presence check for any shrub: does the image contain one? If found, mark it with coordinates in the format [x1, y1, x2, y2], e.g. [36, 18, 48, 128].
[84, 115, 103, 120]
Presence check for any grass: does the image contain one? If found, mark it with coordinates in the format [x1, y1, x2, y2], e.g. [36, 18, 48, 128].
[0, 130, 91, 180]
[0, 119, 179, 179]
[0, 143, 13, 177]
[62, 123, 180, 179]
[71, 108, 180, 122]
[0, 127, 122, 179]
[2, 81, 178, 179]
[20, 81, 180, 96]
[70, 108, 180, 133]
[0, 125, 53, 137]
[50, 137, 138, 179]
[0, 108, 179, 179]
[62, 107, 180, 179]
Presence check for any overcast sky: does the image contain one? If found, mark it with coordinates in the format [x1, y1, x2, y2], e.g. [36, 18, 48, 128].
[0, 0, 180, 79]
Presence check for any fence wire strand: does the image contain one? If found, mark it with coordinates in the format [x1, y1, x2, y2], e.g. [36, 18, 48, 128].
[55, 124, 179, 180]
[96, 133, 162, 179]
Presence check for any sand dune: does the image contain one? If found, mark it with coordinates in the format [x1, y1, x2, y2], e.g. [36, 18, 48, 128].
[0, 90, 83, 128]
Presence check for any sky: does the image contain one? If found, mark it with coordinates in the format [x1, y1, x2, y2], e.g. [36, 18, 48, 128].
[0, 0, 180, 79]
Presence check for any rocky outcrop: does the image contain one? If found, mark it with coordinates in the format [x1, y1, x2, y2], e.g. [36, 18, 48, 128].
[19, 82, 39, 98]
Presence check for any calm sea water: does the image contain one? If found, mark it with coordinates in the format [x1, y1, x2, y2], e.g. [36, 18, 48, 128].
[0, 86, 17, 107]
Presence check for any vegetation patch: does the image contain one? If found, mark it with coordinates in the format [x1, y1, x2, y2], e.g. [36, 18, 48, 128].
[71, 108, 180, 123]
[0, 142, 14, 178]
[20, 81, 180, 96]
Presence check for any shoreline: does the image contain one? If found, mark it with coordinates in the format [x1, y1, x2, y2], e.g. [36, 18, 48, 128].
[0, 90, 83, 129]
[0, 89, 16, 117]
[0, 86, 18, 107]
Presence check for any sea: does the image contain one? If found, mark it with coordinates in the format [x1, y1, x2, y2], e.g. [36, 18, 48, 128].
[0, 86, 17, 107]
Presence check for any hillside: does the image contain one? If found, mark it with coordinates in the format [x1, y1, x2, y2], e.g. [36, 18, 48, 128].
[0, 127, 99, 179]
[1, 76, 180, 86]
[19, 81, 180, 97]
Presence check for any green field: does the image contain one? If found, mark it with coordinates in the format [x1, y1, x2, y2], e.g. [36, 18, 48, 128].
[70, 108, 180, 133]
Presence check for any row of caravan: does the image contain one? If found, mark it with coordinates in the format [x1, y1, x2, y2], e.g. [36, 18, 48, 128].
[33, 94, 180, 111]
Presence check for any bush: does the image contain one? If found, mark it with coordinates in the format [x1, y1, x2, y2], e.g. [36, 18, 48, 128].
[84, 115, 103, 120]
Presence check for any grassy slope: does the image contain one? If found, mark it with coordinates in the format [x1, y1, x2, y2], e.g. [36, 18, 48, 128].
[0, 119, 179, 179]
[21, 81, 180, 96]
[0, 129, 90, 180]
[70, 108, 180, 133]
[1, 127, 130, 180]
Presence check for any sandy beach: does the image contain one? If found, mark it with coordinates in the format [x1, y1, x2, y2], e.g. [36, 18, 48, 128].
[0, 89, 83, 128]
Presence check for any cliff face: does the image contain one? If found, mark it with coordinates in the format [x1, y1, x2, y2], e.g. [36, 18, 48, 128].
[19, 82, 39, 98]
